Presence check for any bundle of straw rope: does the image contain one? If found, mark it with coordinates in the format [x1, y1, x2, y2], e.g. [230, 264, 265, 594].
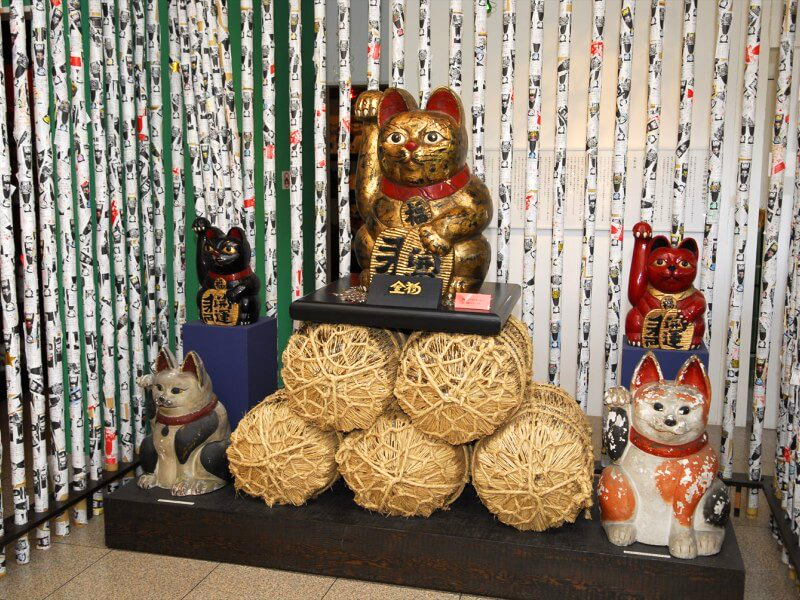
[227, 391, 340, 507]
[336, 408, 469, 517]
[282, 322, 404, 432]
[394, 319, 527, 444]
[472, 383, 593, 531]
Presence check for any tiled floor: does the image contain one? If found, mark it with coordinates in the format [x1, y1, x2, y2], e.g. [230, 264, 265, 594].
[0, 423, 796, 599]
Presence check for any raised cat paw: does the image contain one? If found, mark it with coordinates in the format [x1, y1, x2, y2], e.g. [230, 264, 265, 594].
[137, 473, 158, 490]
[137, 374, 155, 389]
[604, 386, 631, 408]
[604, 523, 637, 547]
[696, 530, 724, 556]
[669, 531, 698, 559]
[354, 90, 384, 122]
[633, 221, 652, 239]
[192, 216, 211, 236]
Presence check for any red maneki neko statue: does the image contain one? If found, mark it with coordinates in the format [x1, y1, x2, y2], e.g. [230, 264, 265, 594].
[625, 222, 706, 350]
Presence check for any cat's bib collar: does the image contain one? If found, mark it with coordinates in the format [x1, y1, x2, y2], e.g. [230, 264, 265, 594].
[381, 165, 471, 201]
[208, 266, 253, 282]
[156, 396, 218, 426]
[629, 428, 708, 458]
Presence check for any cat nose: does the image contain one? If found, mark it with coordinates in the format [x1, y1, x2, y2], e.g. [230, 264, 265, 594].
[667, 265, 676, 272]
[664, 416, 677, 427]
[405, 141, 418, 151]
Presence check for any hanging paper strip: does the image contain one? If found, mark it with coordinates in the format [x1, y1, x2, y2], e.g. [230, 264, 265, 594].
[337, 0, 352, 279]
[145, 0, 170, 349]
[720, 0, 761, 478]
[604, 0, 636, 391]
[390, 0, 405, 87]
[12, 0, 50, 549]
[241, 0, 258, 258]
[33, 0, 70, 537]
[749, 0, 797, 514]
[576, 0, 606, 411]
[178, 0, 207, 219]
[167, 0, 186, 356]
[263, 0, 278, 313]
[418, 0, 431, 107]
[88, 0, 118, 493]
[368, 0, 381, 91]
[50, 0, 88, 522]
[68, 0, 103, 515]
[132, 0, 158, 368]
[7, 0, 31, 562]
[497, 0, 516, 284]
[700, 0, 734, 347]
[548, 0, 571, 385]
[472, 0, 488, 181]
[449, 0, 463, 94]
[522, 0, 545, 363]
[289, 0, 304, 303]
[670, 0, 698, 245]
[640, 0, 665, 223]
[123, 0, 148, 451]
[314, 0, 328, 288]
[185, 0, 216, 223]
[213, 0, 246, 234]
[102, 0, 132, 465]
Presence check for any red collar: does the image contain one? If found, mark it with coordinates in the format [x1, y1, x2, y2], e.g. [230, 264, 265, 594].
[381, 165, 471, 201]
[630, 428, 708, 458]
[156, 396, 218, 426]
[208, 266, 253, 282]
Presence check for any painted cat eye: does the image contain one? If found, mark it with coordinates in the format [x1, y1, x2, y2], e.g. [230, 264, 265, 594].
[425, 131, 441, 143]
[654, 259, 666, 266]
[679, 260, 691, 268]
[156, 384, 163, 391]
[171, 387, 183, 394]
[387, 132, 405, 144]
[222, 245, 236, 255]
[653, 402, 664, 411]
[678, 406, 690, 415]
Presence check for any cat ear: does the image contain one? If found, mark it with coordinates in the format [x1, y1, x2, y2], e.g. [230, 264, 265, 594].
[678, 237, 699, 257]
[425, 87, 463, 124]
[649, 235, 670, 253]
[155, 348, 177, 373]
[379, 89, 415, 127]
[227, 227, 245, 241]
[631, 352, 663, 392]
[675, 356, 710, 400]
[182, 352, 210, 388]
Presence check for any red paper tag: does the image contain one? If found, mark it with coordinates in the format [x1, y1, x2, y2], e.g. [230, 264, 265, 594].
[454, 293, 492, 311]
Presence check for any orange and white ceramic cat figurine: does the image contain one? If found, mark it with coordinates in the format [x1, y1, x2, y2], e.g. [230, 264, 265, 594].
[353, 87, 491, 298]
[598, 353, 729, 559]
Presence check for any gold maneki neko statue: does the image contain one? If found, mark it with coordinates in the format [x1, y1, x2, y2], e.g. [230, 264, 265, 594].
[353, 87, 491, 299]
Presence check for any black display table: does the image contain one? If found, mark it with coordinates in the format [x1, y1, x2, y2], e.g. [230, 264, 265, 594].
[288, 278, 521, 335]
[104, 480, 744, 599]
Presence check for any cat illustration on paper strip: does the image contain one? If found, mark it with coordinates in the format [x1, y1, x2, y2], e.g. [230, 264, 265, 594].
[598, 353, 729, 559]
[137, 349, 232, 496]
[193, 216, 260, 326]
[353, 86, 491, 298]
[625, 221, 706, 349]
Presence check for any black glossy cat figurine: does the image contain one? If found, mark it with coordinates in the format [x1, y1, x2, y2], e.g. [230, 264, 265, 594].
[192, 217, 260, 326]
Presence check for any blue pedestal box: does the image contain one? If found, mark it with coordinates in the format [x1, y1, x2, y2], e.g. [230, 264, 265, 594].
[182, 318, 278, 430]
[620, 336, 709, 388]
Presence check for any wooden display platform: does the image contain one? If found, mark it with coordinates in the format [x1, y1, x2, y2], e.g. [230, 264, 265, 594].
[288, 278, 521, 335]
[104, 480, 744, 599]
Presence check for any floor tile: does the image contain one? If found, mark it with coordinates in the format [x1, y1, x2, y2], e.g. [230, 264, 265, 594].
[47, 549, 217, 600]
[745, 568, 798, 600]
[183, 564, 335, 600]
[0, 543, 109, 600]
[734, 525, 783, 573]
[323, 578, 459, 600]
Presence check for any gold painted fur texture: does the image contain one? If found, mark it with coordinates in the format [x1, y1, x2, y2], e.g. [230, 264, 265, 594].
[354, 87, 492, 297]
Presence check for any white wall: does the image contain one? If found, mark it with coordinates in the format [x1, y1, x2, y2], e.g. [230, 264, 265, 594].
[327, 0, 798, 429]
